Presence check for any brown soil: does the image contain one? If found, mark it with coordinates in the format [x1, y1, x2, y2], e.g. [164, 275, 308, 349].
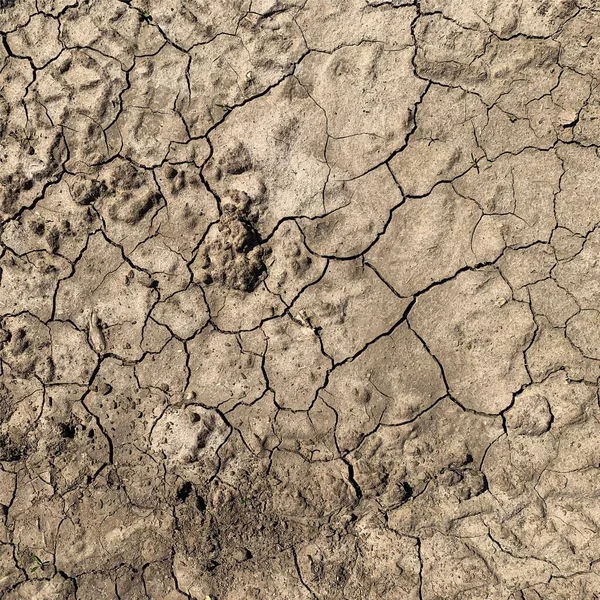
[1, 1, 599, 598]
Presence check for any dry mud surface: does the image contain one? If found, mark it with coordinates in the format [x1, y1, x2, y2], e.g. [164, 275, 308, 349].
[2, 1, 600, 598]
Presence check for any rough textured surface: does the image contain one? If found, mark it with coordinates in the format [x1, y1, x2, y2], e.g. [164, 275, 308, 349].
[0, 1, 599, 598]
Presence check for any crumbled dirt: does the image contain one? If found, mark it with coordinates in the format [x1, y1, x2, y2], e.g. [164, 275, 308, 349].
[1, 1, 600, 598]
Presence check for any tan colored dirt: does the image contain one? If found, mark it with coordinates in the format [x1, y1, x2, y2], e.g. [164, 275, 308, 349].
[0, 1, 599, 598]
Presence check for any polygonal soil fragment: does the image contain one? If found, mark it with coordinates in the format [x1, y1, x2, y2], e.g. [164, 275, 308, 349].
[54, 233, 156, 361]
[151, 285, 209, 340]
[389, 85, 487, 197]
[505, 387, 553, 438]
[292, 258, 410, 363]
[554, 229, 600, 311]
[409, 268, 535, 413]
[184, 10, 306, 136]
[454, 149, 561, 263]
[108, 44, 189, 166]
[297, 41, 428, 178]
[6, 13, 62, 68]
[366, 184, 480, 296]
[186, 326, 265, 410]
[323, 321, 446, 451]
[0, 0, 36, 32]
[262, 315, 331, 410]
[30, 49, 127, 167]
[300, 164, 403, 258]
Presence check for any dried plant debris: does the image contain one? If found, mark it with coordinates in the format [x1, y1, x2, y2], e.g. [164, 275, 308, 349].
[1, 1, 600, 598]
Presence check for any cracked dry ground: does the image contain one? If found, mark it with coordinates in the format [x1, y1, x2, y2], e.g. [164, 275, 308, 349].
[4, 2, 600, 600]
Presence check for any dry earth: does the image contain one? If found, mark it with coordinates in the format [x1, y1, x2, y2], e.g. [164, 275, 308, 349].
[1, 0, 600, 598]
